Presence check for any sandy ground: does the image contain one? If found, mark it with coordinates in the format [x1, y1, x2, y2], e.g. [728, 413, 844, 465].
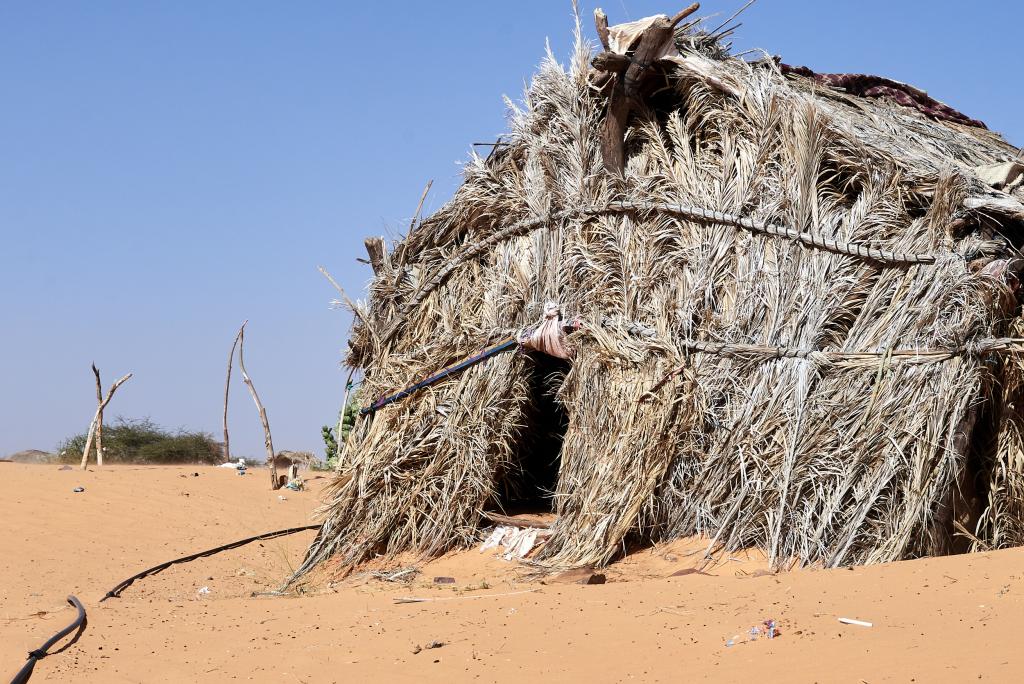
[2, 463, 1023, 683]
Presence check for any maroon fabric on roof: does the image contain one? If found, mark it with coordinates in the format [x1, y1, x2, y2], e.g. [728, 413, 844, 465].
[779, 63, 987, 130]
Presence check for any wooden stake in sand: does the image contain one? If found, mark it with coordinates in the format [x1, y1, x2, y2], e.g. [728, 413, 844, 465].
[222, 321, 247, 462]
[235, 323, 278, 489]
[80, 367, 132, 470]
[92, 363, 104, 466]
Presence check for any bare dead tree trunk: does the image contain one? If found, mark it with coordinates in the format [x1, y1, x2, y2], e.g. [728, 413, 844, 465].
[92, 363, 104, 466]
[81, 371, 133, 470]
[223, 321, 247, 462]
[236, 324, 278, 489]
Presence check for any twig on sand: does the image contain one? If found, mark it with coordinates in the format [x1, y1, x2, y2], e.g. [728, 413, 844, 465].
[394, 589, 540, 604]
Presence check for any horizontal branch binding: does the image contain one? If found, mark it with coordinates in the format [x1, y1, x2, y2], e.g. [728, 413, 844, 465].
[590, 201, 938, 265]
[386, 202, 942, 342]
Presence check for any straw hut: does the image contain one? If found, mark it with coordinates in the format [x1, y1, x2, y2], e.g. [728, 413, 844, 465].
[296, 6, 1024, 581]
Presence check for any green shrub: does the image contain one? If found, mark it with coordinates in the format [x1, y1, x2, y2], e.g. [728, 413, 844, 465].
[55, 417, 223, 465]
[319, 392, 360, 469]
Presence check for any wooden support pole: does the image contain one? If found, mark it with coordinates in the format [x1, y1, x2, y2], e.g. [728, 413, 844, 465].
[601, 73, 630, 175]
[92, 363, 104, 466]
[223, 320, 247, 463]
[594, 4, 700, 175]
[236, 323, 278, 489]
[80, 371, 133, 470]
[594, 8, 610, 50]
[364, 236, 386, 275]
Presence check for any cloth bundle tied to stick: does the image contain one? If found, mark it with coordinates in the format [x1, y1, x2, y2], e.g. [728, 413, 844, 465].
[518, 302, 573, 359]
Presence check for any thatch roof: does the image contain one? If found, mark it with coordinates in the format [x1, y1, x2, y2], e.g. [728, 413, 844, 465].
[295, 8, 1024, 581]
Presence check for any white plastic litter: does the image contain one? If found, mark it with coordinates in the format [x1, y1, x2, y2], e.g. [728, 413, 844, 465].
[478, 525, 550, 560]
[480, 527, 506, 552]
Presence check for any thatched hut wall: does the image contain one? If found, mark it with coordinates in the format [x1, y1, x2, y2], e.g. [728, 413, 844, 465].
[297, 14, 1024, 580]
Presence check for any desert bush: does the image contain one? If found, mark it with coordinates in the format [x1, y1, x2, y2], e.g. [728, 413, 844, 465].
[55, 417, 223, 465]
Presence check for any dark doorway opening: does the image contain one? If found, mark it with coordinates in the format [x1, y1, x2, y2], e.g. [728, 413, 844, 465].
[495, 353, 570, 515]
[950, 384, 1001, 555]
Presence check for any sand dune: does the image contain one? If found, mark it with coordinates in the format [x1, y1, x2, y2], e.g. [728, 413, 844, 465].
[2, 463, 1021, 682]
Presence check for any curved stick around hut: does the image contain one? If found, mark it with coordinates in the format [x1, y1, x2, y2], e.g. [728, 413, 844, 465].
[383, 200, 944, 344]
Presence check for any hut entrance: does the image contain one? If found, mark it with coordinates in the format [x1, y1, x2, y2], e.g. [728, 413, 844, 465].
[498, 353, 570, 515]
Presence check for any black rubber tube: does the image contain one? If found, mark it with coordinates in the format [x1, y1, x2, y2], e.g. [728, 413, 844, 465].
[100, 524, 320, 602]
[9, 525, 319, 682]
[10, 595, 86, 684]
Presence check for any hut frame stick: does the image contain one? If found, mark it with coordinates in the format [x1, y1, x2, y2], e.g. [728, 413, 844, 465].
[390, 199, 953, 339]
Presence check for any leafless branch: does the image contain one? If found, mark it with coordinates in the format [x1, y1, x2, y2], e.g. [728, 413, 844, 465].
[223, 320, 247, 462]
[80, 370, 132, 470]
[236, 324, 278, 489]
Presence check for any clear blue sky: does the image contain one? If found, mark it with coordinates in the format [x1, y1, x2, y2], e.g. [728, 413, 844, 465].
[2, 1, 1021, 459]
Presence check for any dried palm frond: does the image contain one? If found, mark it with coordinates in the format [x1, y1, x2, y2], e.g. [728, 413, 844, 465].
[291, 11, 1024, 584]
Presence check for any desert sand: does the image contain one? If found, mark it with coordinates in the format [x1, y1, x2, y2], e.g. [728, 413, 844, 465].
[2, 463, 1022, 682]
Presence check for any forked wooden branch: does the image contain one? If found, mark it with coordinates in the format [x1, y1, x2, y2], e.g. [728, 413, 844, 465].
[80, 371, 133, 469]
[594, 4, 700, 174]
[671, 3, 701, 27]
[236, 324, 278, 489]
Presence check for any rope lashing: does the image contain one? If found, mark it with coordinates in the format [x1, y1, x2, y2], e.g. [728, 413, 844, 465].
[588, 201, 938, 265]
[399, 212, 568, 318]
[358, 302, 1024, 415]
[518, 302, 574, 359]
[361, 305, 577, 416]
[385, 201, 943, 344]
[642, 335, 1024, 397]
